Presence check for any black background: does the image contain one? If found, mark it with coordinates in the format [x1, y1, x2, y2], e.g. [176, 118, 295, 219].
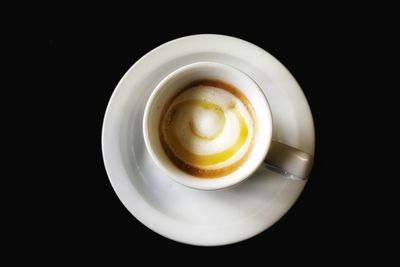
[42, 8, 392, 262]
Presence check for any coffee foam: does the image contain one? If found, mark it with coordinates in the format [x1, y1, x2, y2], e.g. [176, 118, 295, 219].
[160, 80, 256, 177]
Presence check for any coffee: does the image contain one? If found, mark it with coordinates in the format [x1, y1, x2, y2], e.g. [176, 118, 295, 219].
[159, 80, 257, 178]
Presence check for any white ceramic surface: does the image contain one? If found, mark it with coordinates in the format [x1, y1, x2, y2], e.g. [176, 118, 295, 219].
[143, 62, 273, 190]
[102, 34, 315, 246]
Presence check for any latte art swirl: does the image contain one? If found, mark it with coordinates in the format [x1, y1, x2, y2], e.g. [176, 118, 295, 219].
[160, 80, 256, 178]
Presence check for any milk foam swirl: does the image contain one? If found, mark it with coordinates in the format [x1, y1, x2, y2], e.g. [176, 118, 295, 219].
[159, 80, 256, 178]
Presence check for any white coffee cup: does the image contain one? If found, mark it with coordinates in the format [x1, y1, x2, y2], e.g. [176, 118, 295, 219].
[143, 62, 313, 190]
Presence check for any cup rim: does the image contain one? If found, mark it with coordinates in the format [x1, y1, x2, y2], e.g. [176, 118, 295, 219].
[143, 61, 273, 190]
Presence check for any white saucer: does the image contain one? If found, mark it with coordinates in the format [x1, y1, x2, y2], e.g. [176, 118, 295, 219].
[102, 34, 315, 246]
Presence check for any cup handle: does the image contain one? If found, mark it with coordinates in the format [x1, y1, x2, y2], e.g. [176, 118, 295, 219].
[264, 141, 314, 180]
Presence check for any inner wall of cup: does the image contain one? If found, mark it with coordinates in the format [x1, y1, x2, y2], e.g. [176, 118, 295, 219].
[147, 63, 272, 188]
